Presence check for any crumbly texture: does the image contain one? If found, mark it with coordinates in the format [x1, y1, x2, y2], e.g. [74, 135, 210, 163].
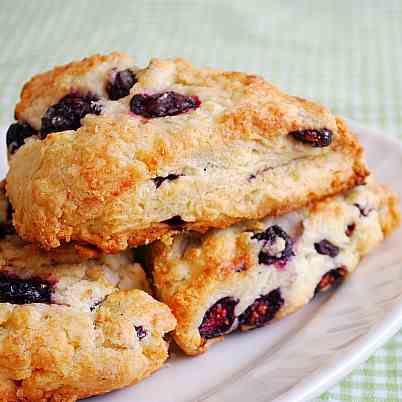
[149, 181, 400, 355]
[0, 239, 176, 401]
[7, 53, 368, 252]
[0, 194, 176, 401]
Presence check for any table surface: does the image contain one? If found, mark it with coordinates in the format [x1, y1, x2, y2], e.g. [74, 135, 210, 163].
[0, 1, 401, 400]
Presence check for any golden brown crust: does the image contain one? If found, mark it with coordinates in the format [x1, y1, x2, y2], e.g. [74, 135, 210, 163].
[7, 117, 368, 252]
[0, 197, 176, 401]
[150, 182, 400, 355]
[15, 52, 135, 130]
[8, 53, 368, 252]
[0, 290, 176, 401]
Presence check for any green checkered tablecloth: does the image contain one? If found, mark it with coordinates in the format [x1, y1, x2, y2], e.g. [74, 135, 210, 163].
[0, 1, 401, 400]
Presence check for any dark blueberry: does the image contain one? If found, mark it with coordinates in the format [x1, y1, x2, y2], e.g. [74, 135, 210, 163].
[0, 273, 53, 304]
[0, 224, 15, 239]
[162, 215, 186, 227]
[238, 288, 284, 329]
[6, 202, 12, 222]
[252, 225, 294, 266]
[106, 69, 137, 100]
[314, 239, 340, 258]
[6, 122, 37, 154]
[0, 201, 14, 238]
[130, 91, 201, 118]
[290, 128, 333, 147]
[199, 296, 239, 339]
[135, 325, 148, 340]
[153, 173, 182, 189]
[346, 223, 356, 237]
[41, 93, 102, 135]
[314, 267, 348, 295]
[354, 203, 371, 217]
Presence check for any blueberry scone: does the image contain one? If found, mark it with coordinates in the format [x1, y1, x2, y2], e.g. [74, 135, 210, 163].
[0, 191, 176, 401]
[0, 241, 176, 402]
[149, 181, 400, 355]
[6, 53, 368, 252]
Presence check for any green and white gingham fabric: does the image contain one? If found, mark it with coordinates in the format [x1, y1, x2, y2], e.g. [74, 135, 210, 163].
[0, 1, 401, 400]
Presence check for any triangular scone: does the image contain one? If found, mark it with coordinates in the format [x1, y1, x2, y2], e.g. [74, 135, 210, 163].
[0, 185, 176, 401]
[148, 181, 400, 355]
[7, 53, 368, 252]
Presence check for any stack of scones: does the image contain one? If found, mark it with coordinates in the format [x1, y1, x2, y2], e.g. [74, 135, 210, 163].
[1, 53, 399, 401]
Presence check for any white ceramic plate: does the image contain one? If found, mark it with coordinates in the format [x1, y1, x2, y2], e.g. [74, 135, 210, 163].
[2, 121, 402, 402]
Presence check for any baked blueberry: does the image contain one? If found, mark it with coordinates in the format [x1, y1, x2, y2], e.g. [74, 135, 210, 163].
[130, 91, 201, 118]
[162, 215, 186, 227]
[314, 239, 340, 257]
[199, 296, 239, 339]
[314, 267, 347, 295]
[41, 93, 101, 135]
[153, 174, 182, 189]
[290, 128, 333, 147]
[106, 69, 137, 100]
[135, 325, 148, 340]
[0, 273, 52, 304]
[346, 223, 356, 237]
[252, 225, 294, 266]
[6, 122, 37, 154]
[238, 288, 284, 328]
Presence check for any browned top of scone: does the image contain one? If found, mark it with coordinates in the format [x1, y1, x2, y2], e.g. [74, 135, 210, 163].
[7, 53, 368, 252]
[15, 52, 336, 136]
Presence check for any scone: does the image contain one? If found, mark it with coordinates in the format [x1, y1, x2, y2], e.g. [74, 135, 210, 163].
[149, 181, 400, 355]
[6, 53, 368, 252]
[0, 190, 176, 401]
